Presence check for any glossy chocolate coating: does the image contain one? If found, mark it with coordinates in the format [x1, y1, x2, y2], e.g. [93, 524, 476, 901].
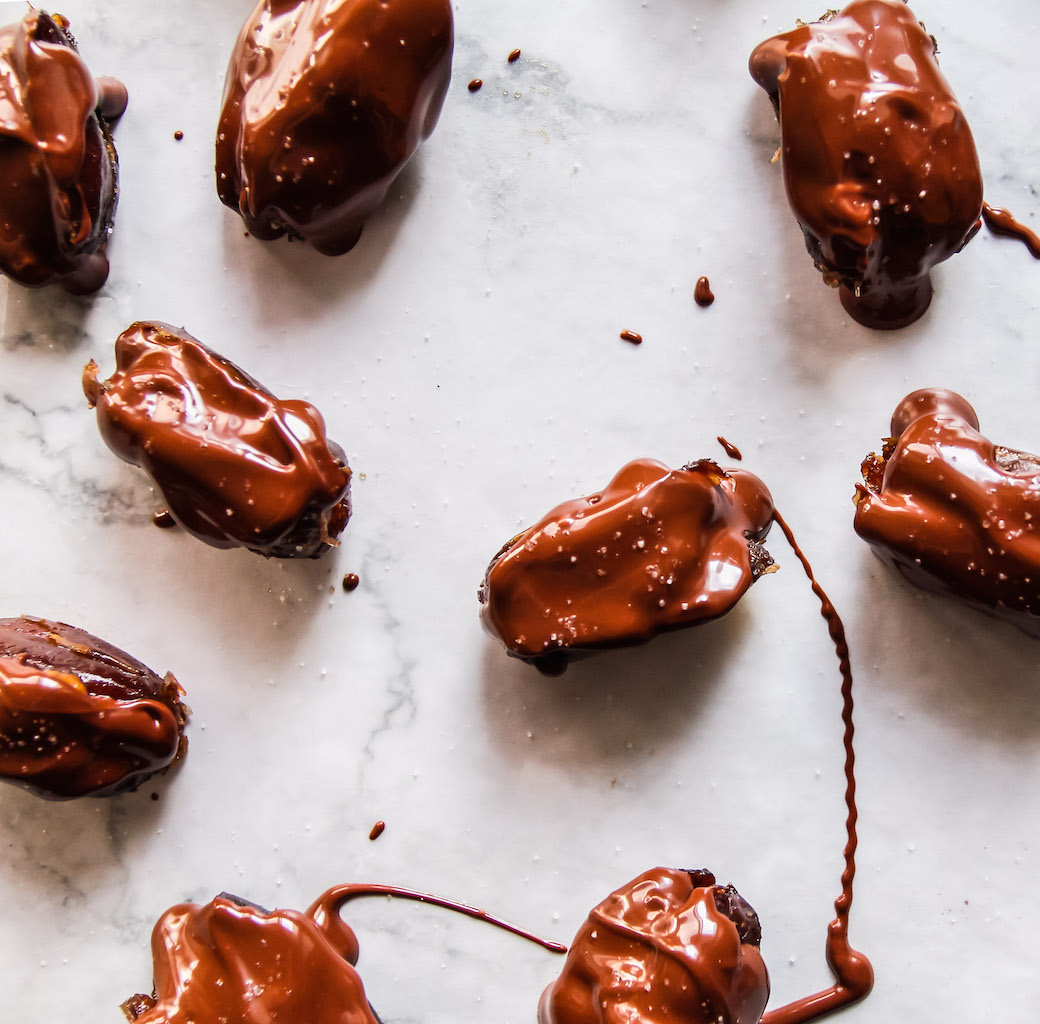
[539, 868, 769, 1024]
[0, 617, 186, 799]
[122, 892, 380, 1024]
[124, 882, 563, 1022]
[854, 387, 1040, 636]
[215, 0, 454, 255]
[749, 0, 982, 329]
[83, 321, 351, 559]
[479, 458, 776, 673]
[0, 11, 125, 293]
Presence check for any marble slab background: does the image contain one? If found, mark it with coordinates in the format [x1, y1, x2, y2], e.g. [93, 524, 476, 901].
[0, 0, 1038, 1019]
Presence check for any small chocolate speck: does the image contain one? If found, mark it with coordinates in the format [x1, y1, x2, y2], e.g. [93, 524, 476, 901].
[150, 792, 160, 801]
[717, 436, 743, 461]
[342, 573, 361, 592]
[694, 276, 715, 307]
[152, 510, 176, 529]
[173, 130, 184, 141]
[508, 48, 521, 63]
[369, 820, 386, 840]
[468, 78, 483, 92]
[620, 330, 642, 345]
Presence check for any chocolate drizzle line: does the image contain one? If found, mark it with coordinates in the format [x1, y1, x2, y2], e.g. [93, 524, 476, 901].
[308, 883, 567, 954]
[762, 510, 873, 1024]
[982, 203, 1040, 259]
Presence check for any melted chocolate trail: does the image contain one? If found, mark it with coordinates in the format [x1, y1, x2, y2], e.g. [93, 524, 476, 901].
[368, 820, 385, 840]
[762, 511, 873, 1024]
[695, 276, 715, 307]
[124, 882, 562, 1022]
[508, 48, 522, 63]
[0, 616, 187, 800]
[343, 573, 361, 593]
[312, 883, 566, 954]
[480, 459, 776, 673]
[84, 322, 352, 559]
[854, 387, 1040, 636]
[0, 11, 124, 293]
[750, 0, 982, 329]
[538, 503, 872, 1024]
[468, 78, 483, 92]
[717, 436, 743, 460]
[216, 0, 454, 255]
[619, 329, 643, 345]
[152, 510, 176, 530]
[982, 203, 1040, 259]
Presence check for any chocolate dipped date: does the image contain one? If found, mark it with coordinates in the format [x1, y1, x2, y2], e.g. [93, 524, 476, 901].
[83, 321, 351, 559]
[215, 0, 454, 255]
[854, 387, 1040, 637]
[479, 458, 776, 673]
[123, 883, 562, 1023]
[749, 0, 982, 329]
[0, 9, 126, 293]
[0, 616, 186, 799]
[539, 868, 769, 1024]
[122, 892, 380, 1024]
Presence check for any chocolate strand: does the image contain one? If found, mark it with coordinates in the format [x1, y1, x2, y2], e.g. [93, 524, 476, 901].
[761, 511, 873, 1024]
[982, 203, 1040, 259]
[308, 883, 567, 954]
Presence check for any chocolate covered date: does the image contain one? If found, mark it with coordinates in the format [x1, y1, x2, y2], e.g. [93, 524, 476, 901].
[750, 0, 982, 329]
[83, 321, 352, 559]
[0, 9, 126, 293]
[215, 0, 454, 254]
[122, 891, 380, 1024]
[0, 617, 186, 799]
[854, 387, 1040, 636]
[540, 868, 769, 1024]
[123, 882, 561, 1023]
[479, 458, 776, 673]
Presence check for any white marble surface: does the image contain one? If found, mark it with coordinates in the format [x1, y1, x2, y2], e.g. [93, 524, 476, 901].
[1, 0, 1039, 1019]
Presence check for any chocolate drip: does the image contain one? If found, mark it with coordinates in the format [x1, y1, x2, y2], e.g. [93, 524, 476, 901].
[854, 387, 1040, 636]
[215, 0, 454, 255]
[717, 436, 743, 460]
[750, 0, 982, 328]
[468, 78, 483, 92]
[761, 512, 873, 1023]
[982, 203, 1040, 259]
[695, 276, 715, 307]
[0, 11, 124, 293]
[619, 329, 643, 345]
[368, 820, 385, 840]
[0, 616, 186, 799]
[124, 882, 562, 1022]
[507, 48, 522, 63]
[537, 494, 872, 1024]
[84, 322, 351, 559]
[480, 459, 776, 672]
